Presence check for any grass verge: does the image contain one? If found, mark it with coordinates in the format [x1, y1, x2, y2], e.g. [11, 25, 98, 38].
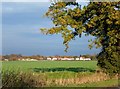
[2, 70, 118, 88]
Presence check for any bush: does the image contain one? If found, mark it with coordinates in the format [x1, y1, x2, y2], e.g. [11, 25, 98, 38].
[2, 70, 46, 88]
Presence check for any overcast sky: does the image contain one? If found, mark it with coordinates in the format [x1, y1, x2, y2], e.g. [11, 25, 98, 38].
[1, 2, 100, 56]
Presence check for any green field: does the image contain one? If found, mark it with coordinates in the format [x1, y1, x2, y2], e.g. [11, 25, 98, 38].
[2, 61, 98, 79]
[1, 61, 118, 87]
[2, 60, 97, 72]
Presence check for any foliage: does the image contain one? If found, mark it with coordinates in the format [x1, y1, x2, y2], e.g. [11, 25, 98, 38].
[2, 70, 46, 87]
[2, 54, 46, 61]
[40, 1, 120, 74]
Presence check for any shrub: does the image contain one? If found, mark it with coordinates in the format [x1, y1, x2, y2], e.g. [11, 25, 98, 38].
[2, 70, 46, 88]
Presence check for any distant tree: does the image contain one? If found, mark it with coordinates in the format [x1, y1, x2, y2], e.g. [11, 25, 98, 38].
[90, 55, 97, 60]
[9, 54, 18, 61]
[73, 56, 78, 58]
[82, 54, 91, 58]
[41, 1, 120, 75]
[3, 55, 10, 59]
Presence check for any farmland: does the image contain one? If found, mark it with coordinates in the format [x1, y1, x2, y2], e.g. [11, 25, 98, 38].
[1, 61, 119, 87]
[2, 61, 97, 79]
[2, 60, 97, 72]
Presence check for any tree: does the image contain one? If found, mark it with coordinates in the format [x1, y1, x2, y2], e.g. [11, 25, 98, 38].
[41, 1, 120, 75]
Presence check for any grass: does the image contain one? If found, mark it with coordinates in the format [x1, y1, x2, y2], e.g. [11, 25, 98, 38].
[2, 61, 97, 79]
[2, 70, 118, 87]
[1, 60, 119, 87]
[2, 60, 97, 72]
[77, 79, 118, 87]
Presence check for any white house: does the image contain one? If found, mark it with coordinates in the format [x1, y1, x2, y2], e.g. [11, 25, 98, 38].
[52, 57, 57, 61]
[46, 57, 91, 61]
[84, 58, 91, 60]
[4, 59, 8, 61]
[21, 59, 25, 61]
[20, 58, 38, 61]
[80, 57, 91, 61]
[30, 59, 38, 61]
[47, 57, 52, 60]
[60, 58, 74, 60]
[26, 58, 30, 61]
[75, 58, 80, 60]
[80, 57, 84, 60]
[68, 58, 74, 60]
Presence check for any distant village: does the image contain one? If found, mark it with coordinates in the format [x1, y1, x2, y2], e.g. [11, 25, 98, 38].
[0, 54, 97, 61]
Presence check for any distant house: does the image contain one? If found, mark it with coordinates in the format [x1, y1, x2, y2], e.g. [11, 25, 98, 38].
[47, 57, 52, 60]
[39, 57, 44, 60]
[26, 58, 30, 61]
[20, 58, 38, 61]
[67, 58, 74, 60]
[17, 58, 21, 61]
[46, 56, 91, 61]
[4, 59, 9, 61]
[84, 58, 91, 60]
[21, 59, 25, 61]
[52, 57, 57, 61]
[60, 58, 67, 60]
[75, 58, 80, 60]
[30, 59, 38, 61]
[80, 57, 91, 61]
[60, 58, 74, 61]
[80, 57, 84, 60]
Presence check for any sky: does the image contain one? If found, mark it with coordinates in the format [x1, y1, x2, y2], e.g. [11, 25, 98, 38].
[1, 1, 100, 56]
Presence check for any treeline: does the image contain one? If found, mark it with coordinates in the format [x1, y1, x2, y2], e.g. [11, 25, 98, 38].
[81, 54, 97, 60]
[1, 54, 97, 61]
[1, 54, 46, 61]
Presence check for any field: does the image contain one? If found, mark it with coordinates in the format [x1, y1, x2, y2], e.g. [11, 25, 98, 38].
[1, 61, 119, 87]
[2, 60, 97, 72]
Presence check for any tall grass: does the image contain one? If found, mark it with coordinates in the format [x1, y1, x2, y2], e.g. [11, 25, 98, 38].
[2, 70, 46, 87]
